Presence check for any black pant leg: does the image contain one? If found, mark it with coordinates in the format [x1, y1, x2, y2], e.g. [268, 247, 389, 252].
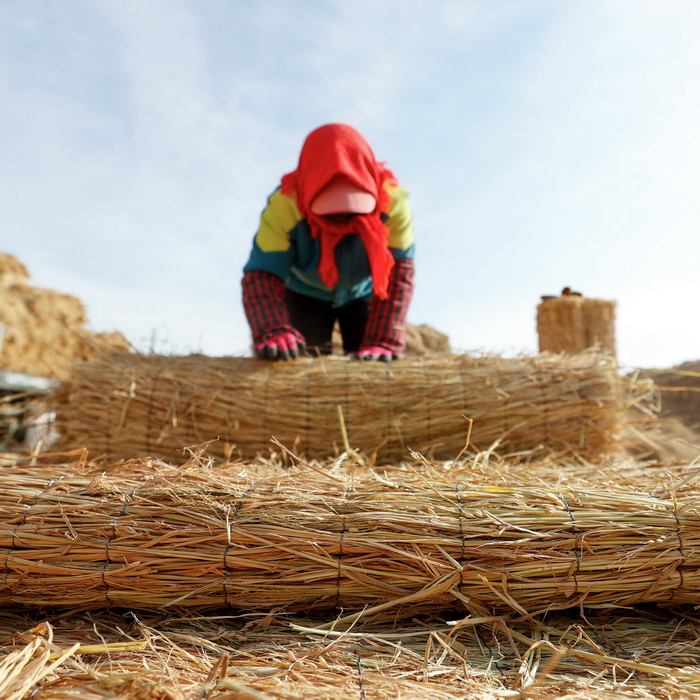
[337, 296, 371, 353]
[285, 288, 336, 356]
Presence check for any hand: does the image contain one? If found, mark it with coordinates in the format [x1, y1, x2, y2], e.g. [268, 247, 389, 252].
[348, 346, 399, 362]
[256, 332, 306, 361]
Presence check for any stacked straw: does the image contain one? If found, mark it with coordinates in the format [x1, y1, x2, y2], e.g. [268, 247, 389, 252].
[537, 296, 616, 358]
[55, 351, 625, 462]
[2, 458, 700, 616]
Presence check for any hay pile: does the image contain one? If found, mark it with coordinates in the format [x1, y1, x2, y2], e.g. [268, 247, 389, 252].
[537, 294, 616, 357]
[3, 454, 700, 616]
[331, 322, 452, 357]
[645, 362, 700, 432]
[404, 323, 452, 357]
[0, 253, 129, 380]
[54, 351, 630, 463]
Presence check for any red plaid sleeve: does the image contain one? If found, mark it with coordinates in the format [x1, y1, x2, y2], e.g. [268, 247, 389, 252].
[363, 259, 415, 355]
[242, 270, 300, 345]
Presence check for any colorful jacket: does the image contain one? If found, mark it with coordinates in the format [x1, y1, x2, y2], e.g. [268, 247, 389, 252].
[244, 184, 415, 307]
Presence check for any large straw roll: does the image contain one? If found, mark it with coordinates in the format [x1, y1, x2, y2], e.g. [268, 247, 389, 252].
[55, 352, 624, 463]
[537, 296, 616, 358]
[2, 461, 700, 615]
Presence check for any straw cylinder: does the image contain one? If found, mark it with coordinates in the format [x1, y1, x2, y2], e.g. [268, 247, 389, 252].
[54, 352, 624, 463]
[2, 461, 700, 615]
[537, 296, 616, 358]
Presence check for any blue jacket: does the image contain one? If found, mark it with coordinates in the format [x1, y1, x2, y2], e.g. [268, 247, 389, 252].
[244, 184, 415, 307]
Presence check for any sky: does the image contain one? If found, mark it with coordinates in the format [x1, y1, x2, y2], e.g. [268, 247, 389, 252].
[1, 0, 699, 368]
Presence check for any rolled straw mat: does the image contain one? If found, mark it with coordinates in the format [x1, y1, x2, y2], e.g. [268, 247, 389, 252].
[54, 352, 625, 462]
[2, 459, 699, 616]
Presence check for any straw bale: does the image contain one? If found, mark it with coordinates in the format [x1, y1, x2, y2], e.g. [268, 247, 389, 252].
[2, 455, 700, 617]
[537, 296, 616, 357]
[3, 453, 700, 699]
[0, 253, 130, 379]
[54, 351, 626, 463]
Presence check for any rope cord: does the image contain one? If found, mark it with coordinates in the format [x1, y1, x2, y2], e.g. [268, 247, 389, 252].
[336, 485, 352, 609]
[501, 367, 509, 440]
[474, 626, 505, 675]
[458, 366, 469, 444]
[541, 378, 549, 444]
[305, 370, 311, 454]
[672, 508, 686, 597]
[560, 495, 581, 595]
[103, 484, 142, 604]
[385, 364, 393, 455]
[146, 359, 172, 455]
[223, 480, 259, 607]
[261, 363, 274, 447]
[422, 361, 432, 448]
[5, 478, 59, 586]
[649, 492, 687, 598]
[355, 650, 367, 700]
[454, 483, 466, 594]
[578, 378, 586, 446]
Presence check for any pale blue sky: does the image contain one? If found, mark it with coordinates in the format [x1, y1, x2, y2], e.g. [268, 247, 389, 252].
[2, 1, 699, 367]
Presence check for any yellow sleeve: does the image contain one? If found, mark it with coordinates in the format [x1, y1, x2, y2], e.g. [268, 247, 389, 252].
[385, 185, 415, 251]
[255, 189, 302, 253]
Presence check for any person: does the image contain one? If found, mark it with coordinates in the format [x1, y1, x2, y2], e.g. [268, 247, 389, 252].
[242, 123, 415, 361]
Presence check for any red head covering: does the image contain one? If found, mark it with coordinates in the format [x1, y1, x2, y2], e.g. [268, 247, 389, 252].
[280, 123, 397, 298]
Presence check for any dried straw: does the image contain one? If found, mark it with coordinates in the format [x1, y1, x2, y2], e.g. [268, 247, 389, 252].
[537, 296, 616, 358]
[54, 351, 627, 463]
[2, 453, 700, 617]
[2, 589, 700, 698]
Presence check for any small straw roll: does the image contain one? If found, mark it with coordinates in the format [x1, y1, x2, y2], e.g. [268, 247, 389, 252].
[54, 352, 626, 463]
[537, 296, 616, 358]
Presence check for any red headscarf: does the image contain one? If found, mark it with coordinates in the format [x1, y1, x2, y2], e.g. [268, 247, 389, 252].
[280, 124, 397, 299]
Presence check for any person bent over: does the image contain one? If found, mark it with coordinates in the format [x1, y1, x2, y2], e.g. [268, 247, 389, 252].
[242, 123, 415, 361]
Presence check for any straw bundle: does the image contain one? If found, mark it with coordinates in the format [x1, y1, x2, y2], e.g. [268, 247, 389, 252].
[55, 351, 625, 463]
[0, 252, 129, 380]
[537, 296, 616, 357]
[2, 458, 700, 616]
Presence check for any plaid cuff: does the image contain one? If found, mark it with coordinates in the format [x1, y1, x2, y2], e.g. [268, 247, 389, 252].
[242, 270, 296, 345]
[363, 259, 415, 355]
